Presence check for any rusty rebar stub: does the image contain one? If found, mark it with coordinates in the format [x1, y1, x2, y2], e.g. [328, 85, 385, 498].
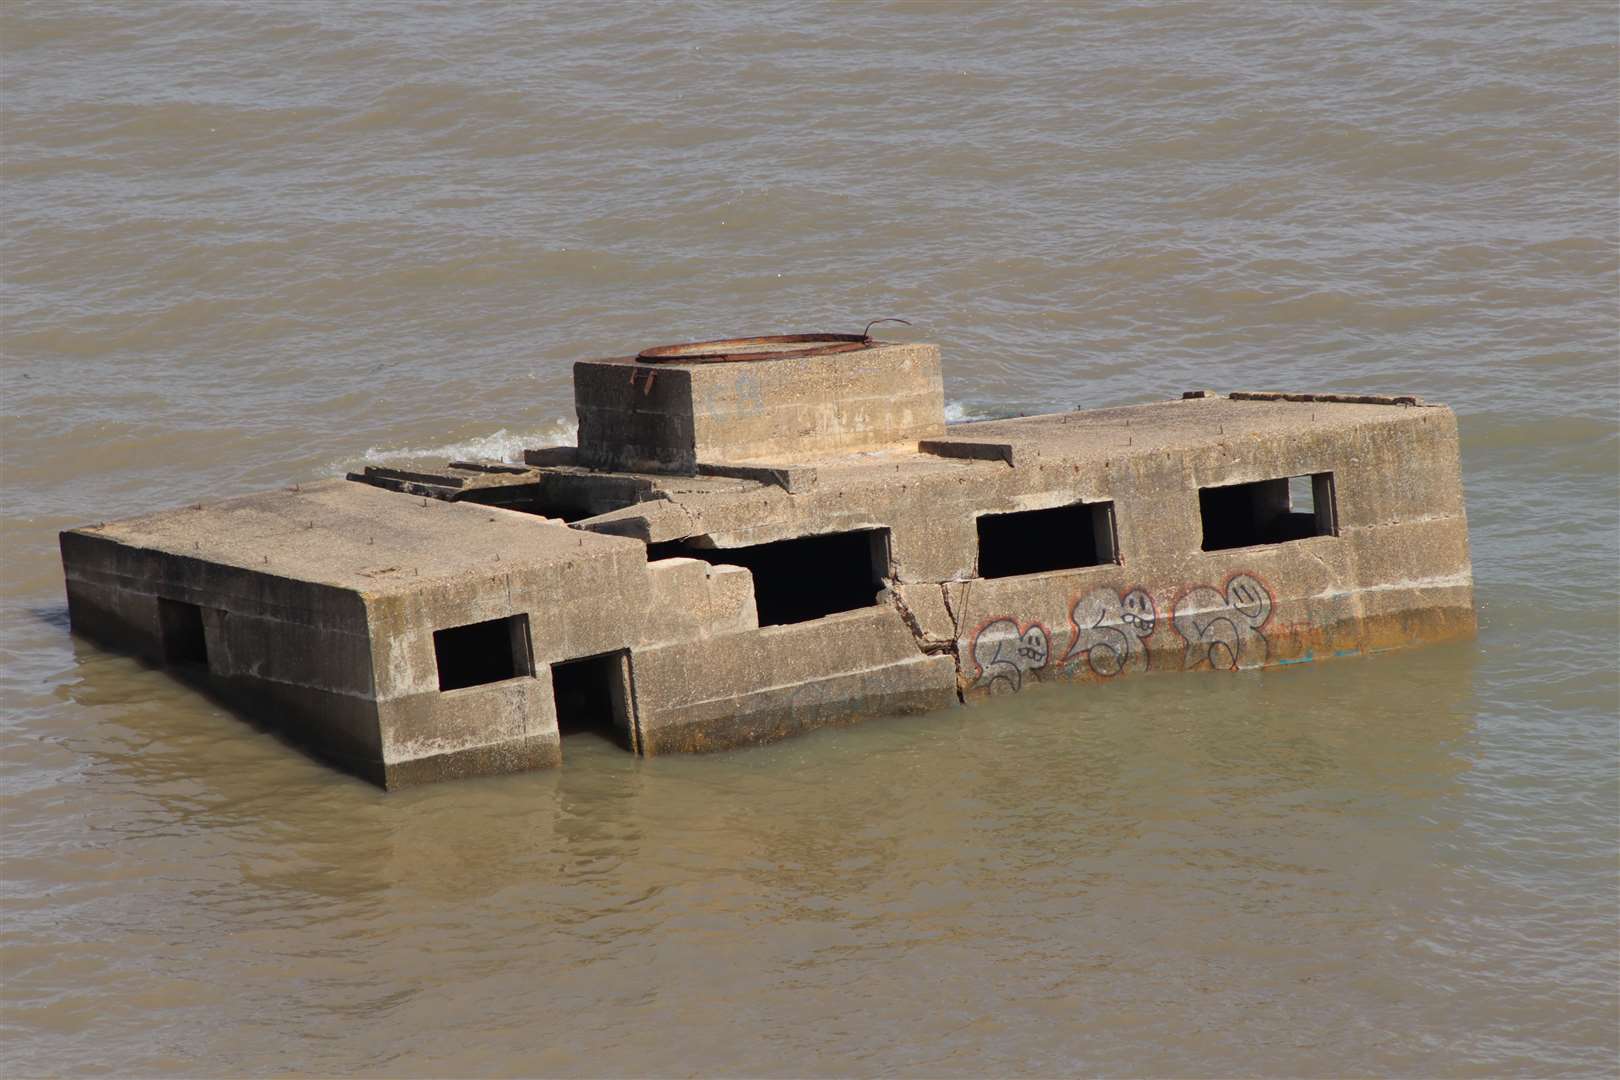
[635, 333, 874, 364]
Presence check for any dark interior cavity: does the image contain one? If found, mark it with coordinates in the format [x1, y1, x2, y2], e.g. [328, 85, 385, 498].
[433, 614, 530, 692]
[1199, 472, 1338, 551]
[551, 649, 635, 748]
[976, 501, 1118, 579]
[158, 598, 209, 667]
[455, 484, 601, 523]
[654, 529, 890, 626]
[451, 471, 654, 523]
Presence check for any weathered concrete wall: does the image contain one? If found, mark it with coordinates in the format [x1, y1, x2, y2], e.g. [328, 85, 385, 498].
[60, 522, 385, 774]
[630, 606, 957, 754]
[567, 394, 1474, 703]
[940, 402, 1475, 696]
[636, 558, 758, 646]
[362, 525, 651, 780]
[61, 482, 659, 786]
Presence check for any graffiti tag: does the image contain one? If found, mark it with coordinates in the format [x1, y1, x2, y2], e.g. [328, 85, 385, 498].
[1172, 572, 1273, 671]
[971, 619, 1050, 694]
[1063, 587, 1157, 677]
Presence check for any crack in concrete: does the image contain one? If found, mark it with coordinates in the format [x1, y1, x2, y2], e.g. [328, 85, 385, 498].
[885, 579, 968, 703]
[888, 586, 953, 657]
[664, 501, 701, 543]
[940, 581, 967, 702]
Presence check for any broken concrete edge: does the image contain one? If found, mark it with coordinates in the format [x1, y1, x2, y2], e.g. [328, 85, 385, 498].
[1183, 390, 1427, 406]
[1229, 390, 1426, 407]
[359, 465, 467, 488]
[345, 471, 461, 500]
[447, 460, 530, 475]
[695, 461, 816, 493]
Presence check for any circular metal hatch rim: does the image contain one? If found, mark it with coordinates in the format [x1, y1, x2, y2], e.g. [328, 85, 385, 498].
[635, 333, 873, 364]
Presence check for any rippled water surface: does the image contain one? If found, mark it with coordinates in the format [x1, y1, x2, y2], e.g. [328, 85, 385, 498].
[3, 3, 1617, 1076]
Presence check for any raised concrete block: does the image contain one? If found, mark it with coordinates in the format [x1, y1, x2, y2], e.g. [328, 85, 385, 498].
[575, 340, 946, 472]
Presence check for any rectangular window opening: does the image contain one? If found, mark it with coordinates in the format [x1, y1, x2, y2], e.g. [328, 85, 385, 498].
[433, 614, 533, 692]
[1200, 472, 1338, 552]
[551, 650, 635, 749]
[158, 598, 210, 667]
[653, 529, 890, 626]
[976, 501, 1119, 579]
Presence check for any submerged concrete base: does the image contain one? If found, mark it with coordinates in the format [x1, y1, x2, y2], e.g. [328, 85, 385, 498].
[60, 350, 1477, 787]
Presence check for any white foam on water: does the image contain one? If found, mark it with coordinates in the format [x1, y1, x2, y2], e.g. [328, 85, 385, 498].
[944, 400, 969, 422]
[353, 418, 579, 467]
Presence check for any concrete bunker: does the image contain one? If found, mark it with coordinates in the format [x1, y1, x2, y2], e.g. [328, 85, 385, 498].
[976, 501, 1119, 578]
[57, 333, 1476, 788]
[1199, 472, 1338, 551]
[651, 529, 890, 627]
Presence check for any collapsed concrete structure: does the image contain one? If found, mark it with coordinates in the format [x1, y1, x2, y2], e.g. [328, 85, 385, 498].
[60, 335, 1476, 787]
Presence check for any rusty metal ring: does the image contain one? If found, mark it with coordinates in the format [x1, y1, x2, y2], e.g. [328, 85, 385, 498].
[636, 333, 874, 365]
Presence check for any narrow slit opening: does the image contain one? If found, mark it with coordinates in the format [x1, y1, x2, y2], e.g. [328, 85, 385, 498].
[1199, 472, 1337, 551]
[433, 614, 532, 691]
[976, 501, 1118, 579]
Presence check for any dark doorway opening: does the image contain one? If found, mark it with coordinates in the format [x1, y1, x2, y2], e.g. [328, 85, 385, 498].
[158, 598, 209, 667]
[551, 650, 635, 748]
[976, 501, 1118, 579]
[433, 614, 532, 692]
[1199, 473, 1338, 551]
[651, 529, 890, 626]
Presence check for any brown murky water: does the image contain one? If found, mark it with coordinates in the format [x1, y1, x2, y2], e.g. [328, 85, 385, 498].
[3, 4, 1617, 1076]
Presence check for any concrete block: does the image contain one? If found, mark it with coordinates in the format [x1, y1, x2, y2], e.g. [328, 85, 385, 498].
[576, 341, 945, 471]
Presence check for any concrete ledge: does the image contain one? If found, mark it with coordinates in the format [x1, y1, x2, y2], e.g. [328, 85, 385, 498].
[696, 461, 818, 493]
[917, 438, 1015, 466]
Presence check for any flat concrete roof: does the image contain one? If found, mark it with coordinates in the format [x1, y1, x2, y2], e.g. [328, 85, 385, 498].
[334, 391, 1446, 536]
[69, 478, 638, 595]
[87, 392, 1440, 593]
[921, 394, 1437, 464]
